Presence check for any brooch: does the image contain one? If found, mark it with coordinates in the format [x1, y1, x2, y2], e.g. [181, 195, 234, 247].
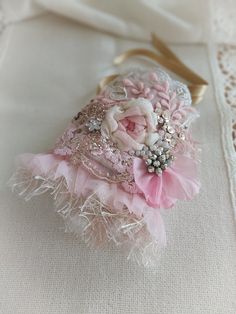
[9, 35, 207, 266]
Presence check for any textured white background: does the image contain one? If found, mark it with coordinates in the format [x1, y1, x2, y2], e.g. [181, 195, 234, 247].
[1, 14, 236, 314]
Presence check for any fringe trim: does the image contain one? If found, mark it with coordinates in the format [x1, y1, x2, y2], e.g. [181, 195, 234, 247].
[8, 167, 163, 267]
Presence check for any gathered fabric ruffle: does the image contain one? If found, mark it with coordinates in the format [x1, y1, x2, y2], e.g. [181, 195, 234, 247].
[8, 152, 167, 267]
[133, 153, 200, 208]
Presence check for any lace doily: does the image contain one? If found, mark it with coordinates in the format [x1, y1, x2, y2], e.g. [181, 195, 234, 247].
[208, 0, 236, 216]
[210, 44, 236, 216]
[217, 45, 236, 149]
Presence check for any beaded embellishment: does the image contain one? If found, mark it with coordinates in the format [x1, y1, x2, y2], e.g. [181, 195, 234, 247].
[9, 68, 200, 266]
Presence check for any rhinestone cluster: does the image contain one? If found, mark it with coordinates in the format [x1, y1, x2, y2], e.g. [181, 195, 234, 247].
[85, 117, 102, 132]
[134, 145, 174, 176]
[155, 108, 176, 145]
[132, 109, 178, 176]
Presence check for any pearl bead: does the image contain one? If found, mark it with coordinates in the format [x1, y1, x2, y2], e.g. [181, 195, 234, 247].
[156, 148, 163, 156]
[150, 145, 157, 151]
[148, 166, 155, 173]
[153, 160, 160, 167]
[179, 132, 185, 140]
[158, 155, 166, 162]
[145, 159, 152, 166]
[167, 126, 175, 134]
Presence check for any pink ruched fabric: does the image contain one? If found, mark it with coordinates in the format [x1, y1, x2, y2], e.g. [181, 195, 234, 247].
[133, 155, 200, 208]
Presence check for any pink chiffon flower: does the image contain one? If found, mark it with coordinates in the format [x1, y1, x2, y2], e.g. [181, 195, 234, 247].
[133, 154, 200, 208]
[101, 98, 159, 151]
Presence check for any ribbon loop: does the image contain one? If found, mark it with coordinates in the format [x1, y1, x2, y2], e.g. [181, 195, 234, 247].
[98, 34, 208, 105]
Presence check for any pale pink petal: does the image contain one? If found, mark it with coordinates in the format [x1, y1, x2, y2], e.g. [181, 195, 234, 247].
[162, 155, 200, 200]
[133, 155, 200, 209]
[112, 130, 144, 151]
[116, 106, 143, 120]
[127, 115, 146, 125]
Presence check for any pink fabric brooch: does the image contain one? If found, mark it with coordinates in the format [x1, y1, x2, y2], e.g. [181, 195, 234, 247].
[9, 68, 200, 266]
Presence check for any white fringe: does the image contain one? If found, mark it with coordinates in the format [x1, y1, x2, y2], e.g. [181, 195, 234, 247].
[8, 167, 163, 267]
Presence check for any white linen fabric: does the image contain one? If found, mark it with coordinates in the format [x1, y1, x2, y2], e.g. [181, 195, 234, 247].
[1, 0, 235, 43]
[1, 0, 208, 42]
[1, 1, 236, 313]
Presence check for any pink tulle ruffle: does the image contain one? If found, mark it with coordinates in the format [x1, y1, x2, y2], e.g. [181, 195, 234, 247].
[133, 155, 200, 208]
[15, 153, 167, 246]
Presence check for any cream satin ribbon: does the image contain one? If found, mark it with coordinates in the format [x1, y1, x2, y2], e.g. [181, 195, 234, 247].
[97, 34, 208, 105]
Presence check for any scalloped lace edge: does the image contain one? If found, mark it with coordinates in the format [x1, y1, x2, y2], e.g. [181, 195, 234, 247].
[208, 44, 236, 217]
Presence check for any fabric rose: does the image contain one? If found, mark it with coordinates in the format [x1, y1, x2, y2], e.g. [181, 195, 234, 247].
[101, 98, 159, 151]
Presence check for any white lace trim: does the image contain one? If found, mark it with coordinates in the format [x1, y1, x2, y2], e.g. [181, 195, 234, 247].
[209, 0, 236, 216]
[209, 44, 236, 216]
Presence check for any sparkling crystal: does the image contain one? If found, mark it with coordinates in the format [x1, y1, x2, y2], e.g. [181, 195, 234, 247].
[156, 147, 163, 156]
[153, 160, 160, 167]
[179, 132, 186, 140]
[159, 155, 166, 162]
[150, 145, 157, 151]
[165, 134, 172, 142]
[167, 126, 175, 134]
[145, 159, 152, 166]
[151, 154, 157, 160]
[162, 124, 168, 130]
[85, 118, 102, 132]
